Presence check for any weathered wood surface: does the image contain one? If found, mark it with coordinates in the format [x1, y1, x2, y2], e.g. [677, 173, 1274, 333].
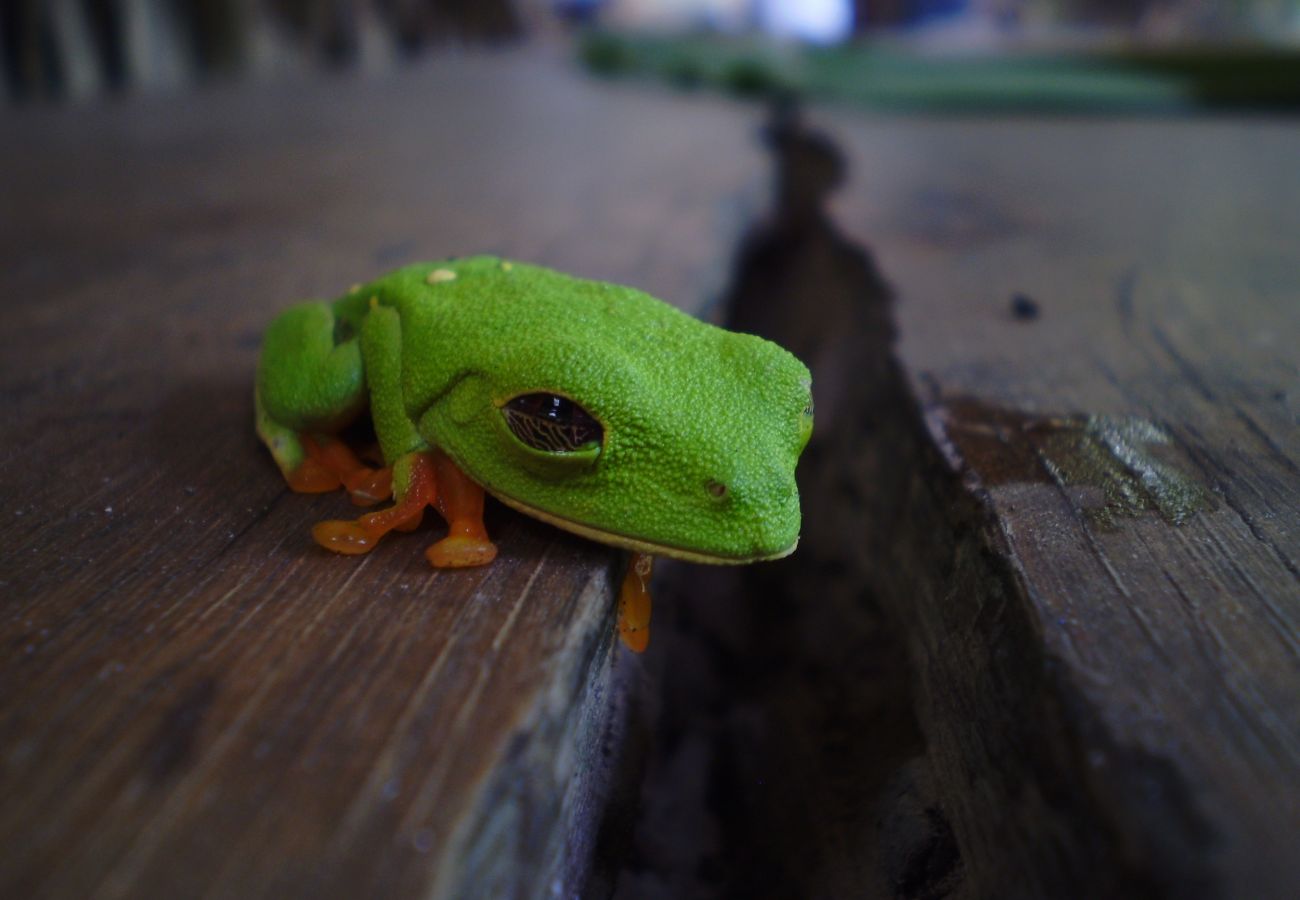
[822, 116, 1300, 897]
[0, 54, 764, 898]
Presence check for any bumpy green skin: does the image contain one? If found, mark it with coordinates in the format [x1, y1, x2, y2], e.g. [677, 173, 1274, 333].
[256, 256, 812, 563]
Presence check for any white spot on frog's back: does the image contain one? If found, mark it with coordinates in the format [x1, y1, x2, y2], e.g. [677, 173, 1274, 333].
[426, 268, 457, 284]
[500, 260, 514, 272]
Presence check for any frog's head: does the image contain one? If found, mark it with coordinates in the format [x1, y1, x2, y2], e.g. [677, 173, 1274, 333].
[423, 270, 811, 564]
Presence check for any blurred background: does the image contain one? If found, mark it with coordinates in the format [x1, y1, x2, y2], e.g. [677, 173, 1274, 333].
[5, 0, 1299, 109]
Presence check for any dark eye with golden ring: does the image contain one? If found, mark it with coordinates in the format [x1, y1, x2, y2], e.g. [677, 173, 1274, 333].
[502, 393, 603, 453]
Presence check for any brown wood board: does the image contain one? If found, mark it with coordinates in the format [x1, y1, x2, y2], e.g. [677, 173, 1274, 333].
[824, 115, 1299, 897]
[0, 54, 764, 898]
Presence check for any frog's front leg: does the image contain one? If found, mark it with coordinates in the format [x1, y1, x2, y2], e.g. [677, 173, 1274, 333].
[309, 301, 497, 568]
[427, 451, 498, 567]
[311, 449, 497, 566]
[312, 451, 436, 554]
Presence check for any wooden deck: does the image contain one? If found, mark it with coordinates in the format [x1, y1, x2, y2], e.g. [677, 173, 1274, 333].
[0, 54, 764, 898]
[821, 115, 1300, 898]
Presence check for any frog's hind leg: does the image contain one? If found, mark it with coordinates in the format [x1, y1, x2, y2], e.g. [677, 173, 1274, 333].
[300, 435, 394, 506]
[255, 390, 339, 493]
[255, 300, 383, 500]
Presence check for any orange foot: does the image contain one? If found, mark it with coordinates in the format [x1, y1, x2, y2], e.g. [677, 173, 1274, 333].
[285, 454, 344, 494]
[288, 435, 393, 507]
[311, 450, 498, 568]
[424, 451, 497, 567]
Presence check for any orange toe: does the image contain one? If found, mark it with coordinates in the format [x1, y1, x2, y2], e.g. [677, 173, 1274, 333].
[426, 535, 498, 568]
[346, 467, 393, 507]
[312, 519, 382, 555]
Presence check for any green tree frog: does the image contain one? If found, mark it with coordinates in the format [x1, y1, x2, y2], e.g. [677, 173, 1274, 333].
[255, 256, 812, 651]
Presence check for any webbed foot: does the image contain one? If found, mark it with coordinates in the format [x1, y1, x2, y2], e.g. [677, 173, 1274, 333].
[310, 450, 498, 567]
[426, 534, 498, 568]
[312, 452, 434, 554]
[301, 435, 393, 507]
[425, 452, 497, 567]
[285, 455, 343, 493]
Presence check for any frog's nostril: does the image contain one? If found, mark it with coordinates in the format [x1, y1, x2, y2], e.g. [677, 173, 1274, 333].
[707, 480, 728, 498]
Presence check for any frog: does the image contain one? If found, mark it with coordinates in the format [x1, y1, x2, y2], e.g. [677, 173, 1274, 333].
[255, 256, 812, 652]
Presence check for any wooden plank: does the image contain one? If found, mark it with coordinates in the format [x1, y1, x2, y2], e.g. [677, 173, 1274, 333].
[0, 53, 764, 898]
[820, 115, 1300, 897]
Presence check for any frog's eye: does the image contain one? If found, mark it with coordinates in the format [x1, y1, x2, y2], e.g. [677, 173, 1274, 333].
[502, 393, 603, 453]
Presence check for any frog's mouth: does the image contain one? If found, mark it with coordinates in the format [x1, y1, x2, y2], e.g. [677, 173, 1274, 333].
[487, 491, 798, 565]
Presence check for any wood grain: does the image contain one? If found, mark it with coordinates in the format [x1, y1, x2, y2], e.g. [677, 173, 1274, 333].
[823, 115, 1300, 897]
[0, 53, 765, 898]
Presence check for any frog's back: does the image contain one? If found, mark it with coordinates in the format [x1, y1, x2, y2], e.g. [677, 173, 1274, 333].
[364, 255, 698, 332]
[353, 256, 719, 415]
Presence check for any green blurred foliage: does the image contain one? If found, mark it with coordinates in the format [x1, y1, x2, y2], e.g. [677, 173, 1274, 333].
[575, 31, 1300, 113]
